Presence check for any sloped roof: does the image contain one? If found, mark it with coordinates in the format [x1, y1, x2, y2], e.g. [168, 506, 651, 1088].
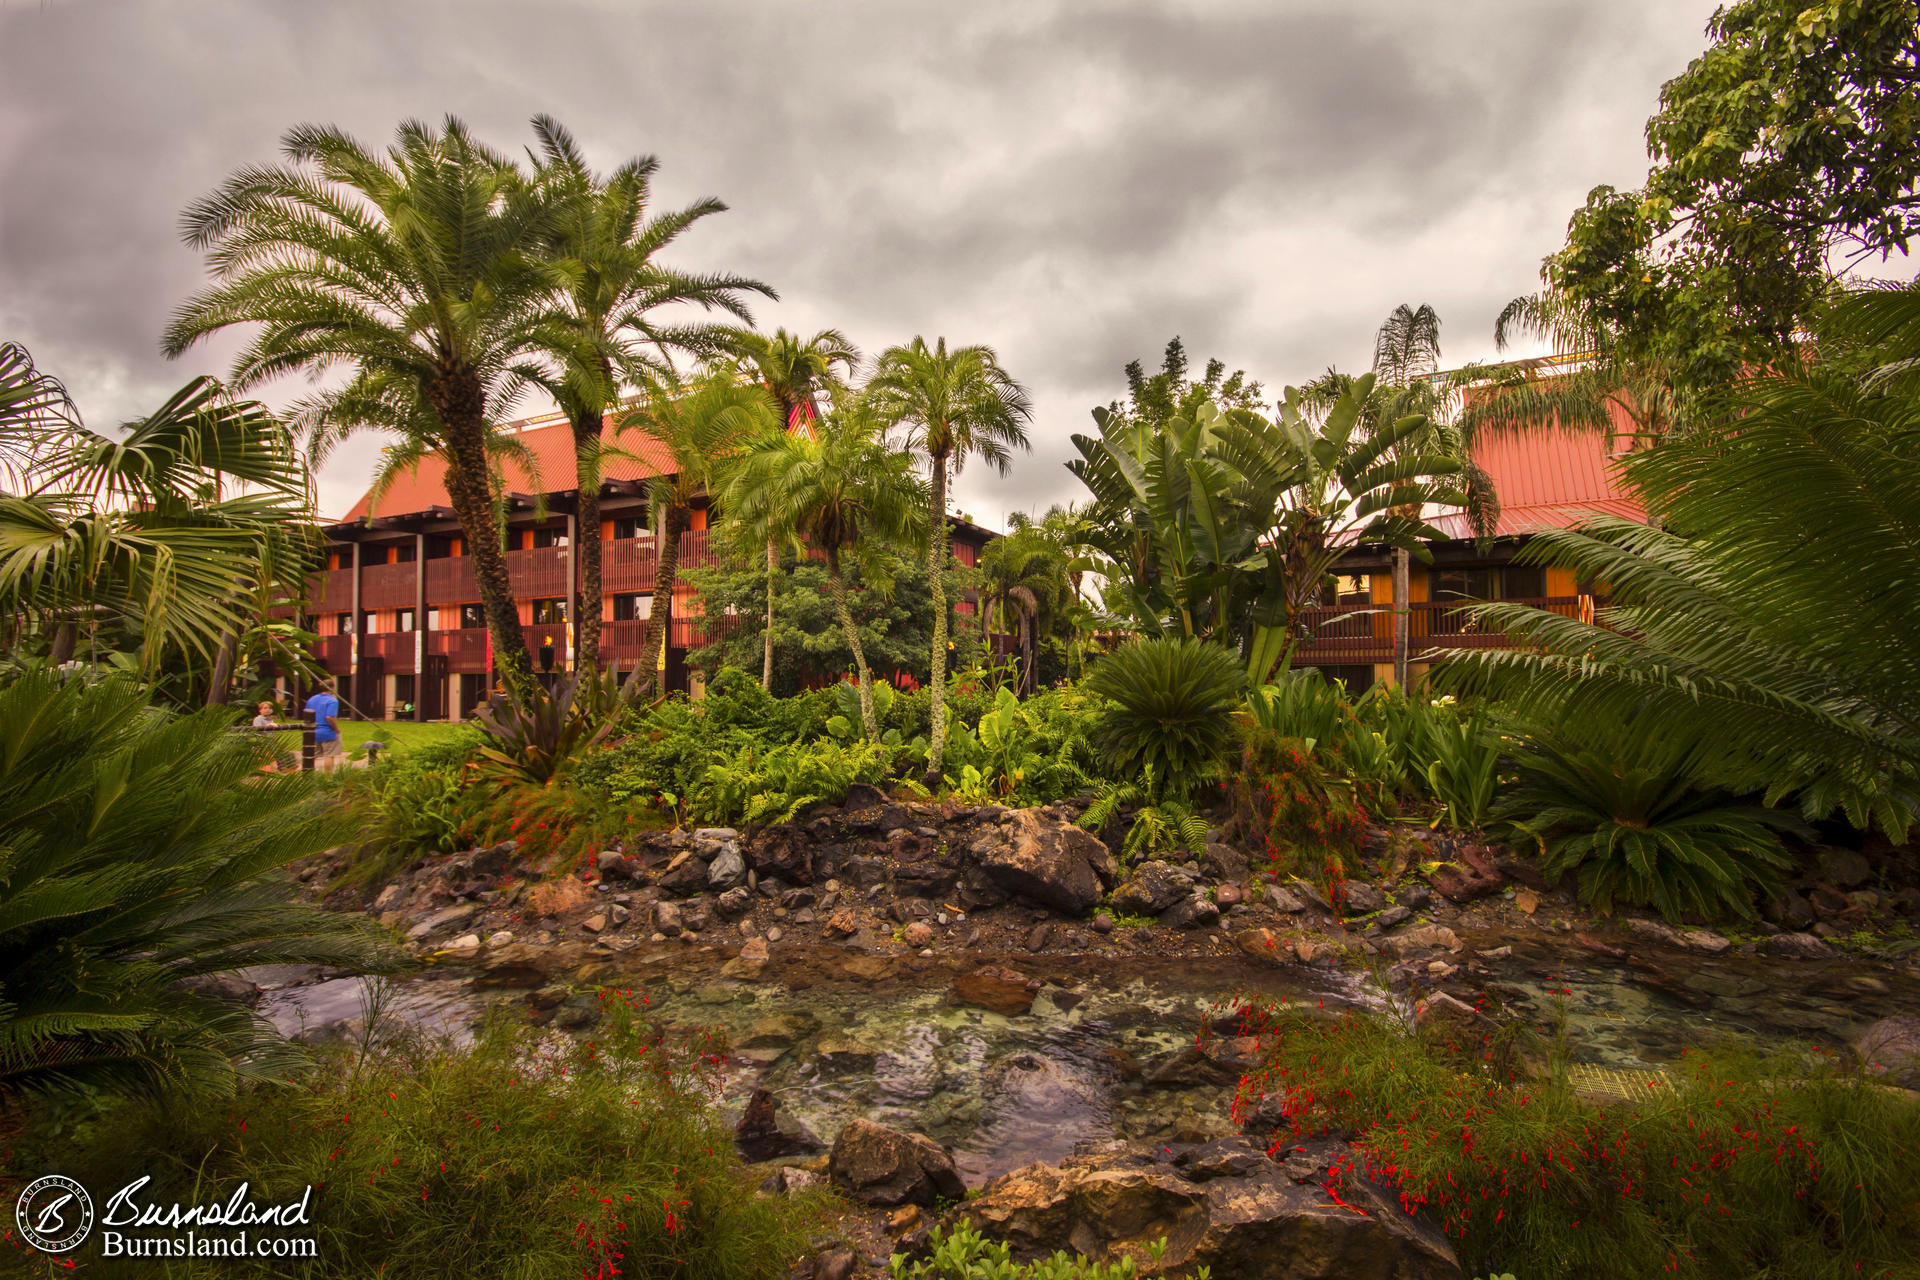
[337, 411, 674, 522]
[1426, 402, 1646, 540]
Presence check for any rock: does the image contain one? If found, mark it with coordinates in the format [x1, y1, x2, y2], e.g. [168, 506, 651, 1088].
[1215, 883, 1245, 908]
[956, 1138, 1460, 1279]
[580, 914, 607, 935]
[1808, 884, 1852, 919]
[371, 883, 404, 912]
[954, 965, 1037, 1016]
[474, 940, 587, 987]
[750, 825, 814, 885]
[893, 863, 960, 899]
[707, 845, 748, 892]
[1760, 931, 1834, 959]
[1428, 845, 1505, 903]
[653, 900, 684, 936]
[1819, 847, 1873, 890]
[405, 901, 482, 941]
[1110, 861, 1192, 915]
[597, 849, 637, 881]
[1161, 896, 1221, 931]
[1681, 929, 1731, 954]
[1854, 1017, 1920, 1088]
[903, 920, 935, 947]
[657, 852, 710, 898]
[1287, 878, 1331, 912]
[1234, 928, 1289, 965]
[824, 908, 861, 938]
[1025, 922, 1051, 952]
[812, 1247, 858, 1280]
[1265, 886, 1308, 914]
[815, 1034, 880, 1070]
[715, 886, 754, 920]
[971, 810, 1117, 914]
[1412, 991, 1491, 1035]
[1396, 882, 1432, 912]
[1375, 905, 1411, 929]
[1513, 889, 1540, 915]
[840, 856, 892, 889]
[175, 973, 260, 1005]
[1201, 842, 1250, 883]
[736, 1087, 825, 1162]
[444, 932, 482, 954]
[1379, 923, 1462, 956]
[1764, 887, 1816, 929]
[841, 782, 889, 811]
[1341, 882, 1387, 915]
[1091, 912, 1115, 934]
[1145, 1045, 1236, 1089]
[1624, 918, 1688, 948]
[828, 1119, 965, 1207]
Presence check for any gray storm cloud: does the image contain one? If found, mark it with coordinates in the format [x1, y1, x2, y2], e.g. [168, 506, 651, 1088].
[0, 0, 1721, 524]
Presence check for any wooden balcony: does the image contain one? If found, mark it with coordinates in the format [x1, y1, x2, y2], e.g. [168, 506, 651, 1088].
[360, 561, 419, 610]
[429, 627, 490, 674]
[425, 555, 478, 605]
[310, 567, 355, 611]
[602, 538, 658, 593]
[1293, 597, 1583, 664]
[361, 631, 418, 674]
[505, 545, 570, 598]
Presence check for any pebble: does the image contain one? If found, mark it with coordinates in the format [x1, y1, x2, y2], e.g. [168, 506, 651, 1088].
[766, 926, 784, 943]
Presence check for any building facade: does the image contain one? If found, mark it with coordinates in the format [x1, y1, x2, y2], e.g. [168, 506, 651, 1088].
[304, 411, 996, 720]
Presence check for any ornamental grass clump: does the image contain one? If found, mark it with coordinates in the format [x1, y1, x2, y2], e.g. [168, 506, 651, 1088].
[1227, 1003, 1920, 1280]
[44, 995, 822, 1279]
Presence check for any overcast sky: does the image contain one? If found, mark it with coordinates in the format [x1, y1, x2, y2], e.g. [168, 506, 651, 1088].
[0, 0, 1726, 524]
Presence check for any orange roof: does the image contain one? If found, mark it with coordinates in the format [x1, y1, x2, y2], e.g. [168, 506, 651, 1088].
[339, 411, 673, 522]
[1427, 404, 1646, 540]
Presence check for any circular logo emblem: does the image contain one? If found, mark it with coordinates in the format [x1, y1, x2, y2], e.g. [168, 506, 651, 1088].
[15, 1175, 93, 1254]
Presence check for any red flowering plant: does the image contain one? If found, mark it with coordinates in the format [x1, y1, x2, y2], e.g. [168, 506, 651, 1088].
[1221, 999, 1920, 1280]
[1229, 727, 1376, 901]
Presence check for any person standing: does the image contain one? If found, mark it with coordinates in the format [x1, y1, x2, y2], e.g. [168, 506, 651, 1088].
[305, 678, 343, 771]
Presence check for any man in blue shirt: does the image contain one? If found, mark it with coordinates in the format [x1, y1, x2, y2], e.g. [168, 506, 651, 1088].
[305, 679, 343, 770]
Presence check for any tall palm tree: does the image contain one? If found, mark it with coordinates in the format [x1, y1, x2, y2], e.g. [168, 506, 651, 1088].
[867, 337, 1032, 784]
[163, 117, 579, 700]
[978, 519, 1069, 696]
[528, 116, 773, 674]
[615, 365, 777, 688]
[725, 327, 861, 686]
[723, 399, 925, 738]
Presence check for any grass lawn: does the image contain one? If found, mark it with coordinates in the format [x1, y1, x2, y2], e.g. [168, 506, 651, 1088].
[340, 719, 470, 755]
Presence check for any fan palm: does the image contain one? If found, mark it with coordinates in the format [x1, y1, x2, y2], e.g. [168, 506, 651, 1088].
[724, 327, 861, 686]
[867, 338, 1032, 783]
[163, 117, 582, 700]
[527, 116, 773, 673]
[615, 366, 778, 687]
[0, 672, 396, 1103]
[722, 398, 925, 738]
[1442, 294, 1920, 841]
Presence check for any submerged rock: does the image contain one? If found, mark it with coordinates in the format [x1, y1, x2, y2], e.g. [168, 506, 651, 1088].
[953, 965, 1037, 1016]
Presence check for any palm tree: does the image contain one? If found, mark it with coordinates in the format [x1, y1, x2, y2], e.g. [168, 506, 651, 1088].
[615, 366, 777, 688]
[527, 116, 773, 674]
[722, 398, 925, 738]
[163, 117, 580, 700]
[867, 337, 1032, 784]
[978, 518, 1070, 695]
[725, 327, 861, 686]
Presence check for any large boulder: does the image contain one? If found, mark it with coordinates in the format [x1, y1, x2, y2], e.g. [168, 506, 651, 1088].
[828, 1119, 965, 1207]
[970, 810, 1117, 914]
[956, 1137, 1458, 1279]
[656, 852, 710, 898]
[749, 825, 814, 885]
[1109, 862, 1192, 915]
[1854, 1017, 1920, 1088]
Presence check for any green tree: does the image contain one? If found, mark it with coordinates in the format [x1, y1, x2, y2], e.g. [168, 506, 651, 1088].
[722, 400, 925, 738]
[615, 366, 777, 688]
[528, 116, 772, 673]
[1105, 336, 1266, 428]
[163, 117, 578, 700]
[0, 672, 394, 1102]
[723, 327, 861, 686]
[1542, 0, 1920, 384]
[977, 518, 1070, 695]
[867, 337, 1032, 782]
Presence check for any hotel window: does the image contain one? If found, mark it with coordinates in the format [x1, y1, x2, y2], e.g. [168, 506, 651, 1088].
[531, 526, 569, 549]
[1431, 568, 1499, 603]
[459, 603, 485, 630]
[334, 613, 351, 636]
[611, 514, 647, 539]
[396, 609, 416, 633]
[612, 594, 651, 621]
[1319, 574, 1371, 605]
[529, 598, 568, 625]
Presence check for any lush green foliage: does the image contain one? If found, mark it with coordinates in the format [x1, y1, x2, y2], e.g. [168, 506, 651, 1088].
[698, 737, 902, 825]
[1419, 710, 1503, 832]
[40, 1001, 820, 1278]
[1084, 638, 1244, 800]
[472, 663, 653, 784]
[0, 673, 395, 1102]
[1498, 718, 1801, 921]
[892, 1219, 1205, 1279]
[1234, 1003, 1920, 1280]
[944, 685, 1098, 807]
[1231, 730, 1372, 878]
[340, 726, 488, 878]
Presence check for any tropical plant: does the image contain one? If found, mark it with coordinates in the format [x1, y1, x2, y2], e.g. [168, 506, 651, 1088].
[721, 397, 926, 738]
[0, 673, 395, 1102]
[1246, 668, 1352, 749]
[472, 661, 654, 784]
[163, 117, 580, 699]
[1440, 299, 1920, 842]
[0, 346, 317, 682]
[1420, 710, 1502, 832]
[1101, 336, 1265, 429]
[615, 364, 779, 686]
[722, 327, 862, 686]
[1231, 730, 1372, 878]
[342, 728, 486, 877]
[527, 116, 773, 673]
[695, 738, 899, 826]
[1084, 637, 1245, 801]
[894, 1218, 1203, 1279]
[977, 519, 1071, 695]
[1498, 718, 1800, 922]
[1079, 775, 1210, 862]
[943, 684, 1097, 807]
[867, 336, 1034, 784]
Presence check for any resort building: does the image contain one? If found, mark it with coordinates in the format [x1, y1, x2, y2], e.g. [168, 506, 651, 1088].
[305, 410, 998, 721]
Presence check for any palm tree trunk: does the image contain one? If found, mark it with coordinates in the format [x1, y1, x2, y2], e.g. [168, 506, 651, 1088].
[923, 453, 951, 788]
[572, 408, 606, 673]
[1019, 613, 1033, 696]
[1391, 545, 1411, 688]
[49, 621, 75, 665]
[763, 539, 777, 688]
[638, 503, 687, 692]
[826, 553, 879, 739]
[207, 626, 240, 707]
[434, 387, 534, 701]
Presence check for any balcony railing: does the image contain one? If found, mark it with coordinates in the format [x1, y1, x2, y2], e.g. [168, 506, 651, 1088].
[360, 631, 419, 674]
[1293, 597, 1584, 663]
[360, 561, 418, 610]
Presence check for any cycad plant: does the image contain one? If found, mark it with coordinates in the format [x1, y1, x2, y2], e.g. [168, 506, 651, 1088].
[1084, 636, 1245, 799]
[0, 673, 395, 1102]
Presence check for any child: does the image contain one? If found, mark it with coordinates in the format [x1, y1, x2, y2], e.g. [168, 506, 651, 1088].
[252, 701, 277, 728]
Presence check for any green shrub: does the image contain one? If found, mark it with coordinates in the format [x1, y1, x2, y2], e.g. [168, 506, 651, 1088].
[38, 1003, 821, 1278]
[944, 685, 1098, 806]
[340, 726, 486, 876]
[472, 664, 651, 784]
[1247, 667, 1350, 746]
[1234, 1003, 1920, 1280]
[1084, 638, 1244, 800]
[0, 672, 397, 1103]
[1497, 718, 1800, 921]
[1422, 709, 1502, 831]
[1231, 728, 1371, 879]
[892, 1220, 1205, 1279]
[695, 738, 903, 825]
[1080, 777, 1209, 862]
